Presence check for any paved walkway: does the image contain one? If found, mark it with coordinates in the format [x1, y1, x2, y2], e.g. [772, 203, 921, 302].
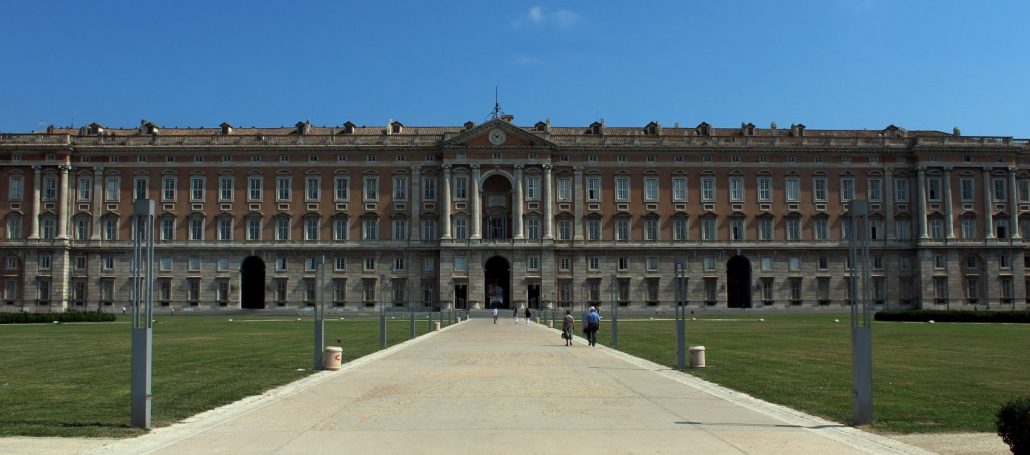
[84, 318, 933, 455]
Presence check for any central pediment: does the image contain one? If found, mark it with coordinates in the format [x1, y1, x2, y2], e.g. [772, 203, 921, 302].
[441, 119, 554, 148]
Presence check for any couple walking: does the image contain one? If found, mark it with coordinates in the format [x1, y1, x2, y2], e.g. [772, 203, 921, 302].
[514, 306, 531, 324]
[561, 307, 600, 347]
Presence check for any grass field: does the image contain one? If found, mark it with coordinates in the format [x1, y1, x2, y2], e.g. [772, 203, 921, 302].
[0, 315, 444, 437]
[589, 314, 1030, 433]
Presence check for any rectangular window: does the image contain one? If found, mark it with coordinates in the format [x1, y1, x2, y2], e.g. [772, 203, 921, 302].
[587, 219, 601, 241]
[615, 177, 629, 201]
[421, 219, 436, 240]
[43, 176, 58, 201]
[729, 177, 744, 202]
[758, 177, 772, 202]
[730, 218, 745, 240]
[422, 257, 434, 272]
[276, 218, 290, 240]
[218, 217, 232, 240]
[105, 177, 120, 202]
[761, 257, 772, 271]
[335, 176, 349, 201]
[454, 256, 468, 272]
[305, 218, 319, 240]
[672, 177, 687, 202]
[160, 217, 174, 240]
[363, 218, 378, 240]
[644, 177, 658, 201]
[993, 178, 1007, 201]
[701, 177, 715, 202]
[868, 178, 881, 201]
[422, 177, 435, 201]
[393, 219, 407, 240]
[77, 177, 92, 201]
[9, 176, 24, 201]
[75, 217, 90, 240]
[701, 218, 715, 240]
[392, 176, 407, 201]
[615, 218, 629, 241]
[557, 177, 571, 201]
[586, 177, 601, 201]
[247, 218, 261, 240]
[814, 218, 828, 240]
[758, 218, 773, 240]
[189, 217, 203, 240]
[961, 218, 977, 240]
[618, 257, 630, 271]
[306, 176, 321, 201]
[248, 176, 262, 201]
[786, 217, 801, 240]
[103, 217, 118, 240]
[190, 177, 204, 201]
[162, 177, 176, 201]
[703, 256, 715, 271]
[895, 178, 909, 202]
[785, 177, 799, 202]
[644, 218, 658, 241]
[930, 218, 944, 240]
[840, 178, 854, 202]
[557, 220, 572, 240]
[525, 175, 540, 200]
[895, 219, 911, 240]
[960, 178, 975, 202]
[1020, 180, 1030, 202]
[526, 219, 540, 239]
[219, 176, 233, 201]
[454, 217, 467, 239]
[927, 178, 942, 201]
[527, 257, 540, 271]
[277, 176, 291, 201]
[673, 218, 687, 241]
[813, 177, 827, 202]
[365, 176, 380, 201]
[789, 257, 800, 271]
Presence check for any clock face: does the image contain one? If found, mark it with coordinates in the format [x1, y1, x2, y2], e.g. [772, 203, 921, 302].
[488, 128, 506, 145]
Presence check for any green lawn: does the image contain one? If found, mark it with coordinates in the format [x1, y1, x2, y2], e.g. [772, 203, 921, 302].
[0, 315, 441, 437]
[591, 314, 1030, 433]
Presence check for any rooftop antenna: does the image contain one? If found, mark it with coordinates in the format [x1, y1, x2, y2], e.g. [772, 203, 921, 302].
[488, 86, 505, 120]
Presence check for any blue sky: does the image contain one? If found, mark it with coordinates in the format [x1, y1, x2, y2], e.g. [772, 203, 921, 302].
[2, 0, 1027, 136]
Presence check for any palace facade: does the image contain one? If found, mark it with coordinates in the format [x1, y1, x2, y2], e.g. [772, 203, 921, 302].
[1, 117, 1029, 312]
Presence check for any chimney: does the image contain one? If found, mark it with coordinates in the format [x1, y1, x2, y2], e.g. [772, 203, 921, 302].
[500, 114, 514, 123]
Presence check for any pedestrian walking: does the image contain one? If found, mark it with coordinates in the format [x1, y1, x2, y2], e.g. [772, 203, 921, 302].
[585, 307, 601, 347]
[513, 306, 519, 324]
[492, 306, 498, 324]
[121, 305, 127, 315]
[562, 310, 575, 346]
[524, 307, 532, 325]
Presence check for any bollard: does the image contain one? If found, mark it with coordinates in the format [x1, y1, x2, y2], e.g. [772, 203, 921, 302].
[689, 346, 706, 368]
[433, 321, 441, 331]
[324, 346, 343, 371]
[547, 320, 554, 328]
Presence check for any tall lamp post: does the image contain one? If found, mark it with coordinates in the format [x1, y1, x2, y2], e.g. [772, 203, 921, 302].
[609, 274, 618, 346]
[379, 274, 387, 349]
[848, 201, 873, 425]
[676, 260, 687, 369]
[130, 199, 155, 429]
[314, 256, 326, 370]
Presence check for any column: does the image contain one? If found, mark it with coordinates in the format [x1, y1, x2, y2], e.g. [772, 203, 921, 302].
[984, 167, 995, 239]
[943, 167, 955, 239]
[916, 166, 928, 239]
[29, 165, 41, 239]
[470, 165, 481, 240]
[440, 165, 452, 239]
[884, 171, 895, 240]
[1009, 167, 1020, 240]
[573, 166, 584, 241]
[410, 166, 421, 241]
[543, 164, 553, 240]
[91, 167, 104, 240]
[57, 165, 70, 239]
[513, 165, 524, 239]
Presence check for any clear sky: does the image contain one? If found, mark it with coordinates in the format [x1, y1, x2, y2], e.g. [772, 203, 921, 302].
[2, 0, 1027, 136]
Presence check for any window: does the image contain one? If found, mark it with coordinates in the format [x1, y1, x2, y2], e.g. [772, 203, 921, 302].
[77, 177, 92, 201]
[305, 218, 319, 240]
[305, 257, 318, 272]
[557, 219, 572, 240]
[40, 217, 56, 239]
[421, 219, 436, 240]
[248, 176, 262, 201]
[453, 175, 467, 200]
[618, 257, 630, 271]
[335, 257, 347, 271]
[929, 218, 944, 240]
[525, 218, 540, 239]
[758, 217, 773, 240]
[790, 278, 802, 303]
[785, 177, 799, 202]
[190, 176, 204, 201]
[306, 176, 321, 201]
[960, 178, 975, 202]
[644, 218, 658, 241]
[277, 176, 292, 201]
[646, 257, 658, 272]
[9, 176, 24, 201]
[246, 218, 261, 240]
[703, 256, 716, 271]
[869, 218, 883, 240]
[217, 217, 232, 240]
[586, 176, 601, 201]
[818, 256, 829, 270]
[587, 219, 601, 241]
[615, 218, 630, 241]
[219, 176, 233, 201]
[454, 217, 467, 239]
[160, 217, 174, 240]
[527, 257, 540, 271]
[422, 177, 435, 201]
[188, 257, 201, 272]
[393, 219, 407, 240]
[672, 177, 687, 202]
[761, 257, 772, 271]
[187, 279, 200, 304]
[961, 217, 977, 240]
[1000, 254, 1011, 269]
[335, 176, 349, 201]
[701, 217, 716, 240]
[729, 177, 744, 202]
[813, 218, 828, 240]
[758, 177, 771, 202]
[762, 278, 774, 301]
[813, 177, 827, 202]
[615, 177, 629, 201]
[868, 178, 881, 201]
[927, 178, 942, 201]
[105, 177, 120, 202]
[840, 178, 854, 202]
[789, 257, 800, 271]
[274, 256, 287, 272]
[895, 218, 911, 240]
[557, 177, 571, 201]
[276, 217, 290, 240]
[934, 254, 946, 269]
[559, 257, 571, 271]
[729, 218, 745, 240]
[43, 176, 58, 201]
[525, 175, 540, 200]
[992, 178, 1007, 201]
[1021, 180, 1030, 202]
[74, 217, 90, 240]
[673, 218, 688, 241]
[392, 176, 407, 201]
[103, 217, 118, 240]
[363, 218, 378, 240]
[454, 256, 467, 272]
[187, 216, 203, 240]
[588, 257, 600, 271]
[217, 258, 229, 271]
[38, 254, 52, 271]
[785, 217, 801, 240]
[644, 177, 658, 201]
[701, 177, 715, 201]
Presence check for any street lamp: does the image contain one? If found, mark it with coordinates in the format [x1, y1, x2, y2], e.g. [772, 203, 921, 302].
[848, 201, 873, 425]
[314, 256, 326, 370]
[379, 273, 387, 349]
[609, 274, 618, 346]
[130, 199, 155, 429]
[676, 260, 686, 369]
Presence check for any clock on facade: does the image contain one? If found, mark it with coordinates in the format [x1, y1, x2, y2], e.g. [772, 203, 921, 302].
[488, 128, 506, 145]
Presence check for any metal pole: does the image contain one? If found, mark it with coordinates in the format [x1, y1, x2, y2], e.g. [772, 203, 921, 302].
[676, 261, 686, 369]
[379, 274, 387, 349]
[314, 256, 325, 370]
[609, 274, 618, 346]
[850, 201, 873, 425]
[131, 199, 154, 429]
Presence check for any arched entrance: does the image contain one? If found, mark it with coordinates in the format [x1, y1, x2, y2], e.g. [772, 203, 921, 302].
[482, 174, 513, 240]
[240, 256, 266, 309]
[727, 255, 752, 309]
[484, 256, 510, 309]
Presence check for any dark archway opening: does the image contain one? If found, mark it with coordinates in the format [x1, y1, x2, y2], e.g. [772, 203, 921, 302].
[241, 256, 266, 309]
[484, 256, 510, 309]
[727, 255, 752, 309]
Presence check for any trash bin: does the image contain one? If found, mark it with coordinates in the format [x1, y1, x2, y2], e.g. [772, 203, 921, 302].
[433, 321, 441, 331]
[547, 320, 554, 328]
[689, 346, 706, 368]
[324, 346, 343, 371]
